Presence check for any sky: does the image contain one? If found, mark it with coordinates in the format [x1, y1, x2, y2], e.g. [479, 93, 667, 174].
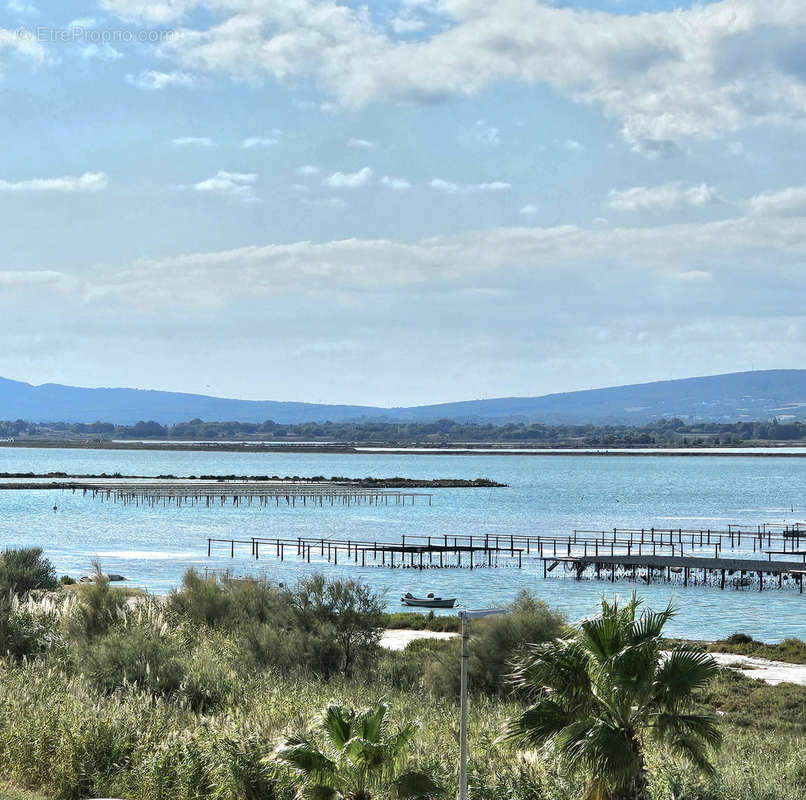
[1, 0, 805, 406]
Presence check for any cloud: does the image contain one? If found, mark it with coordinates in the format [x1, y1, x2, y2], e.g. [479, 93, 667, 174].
[103, 0, 806, 150]
[0, 172, 108, 192]
[6, 0, 38, 15]
[519, 204, 538, 216]
[187, 170, 259, 202]
[462, 119, 500, 146]
[242, 136, 279, 148]
[746, 186, 806, 218]
[296, 165, 320, 175]
[562, 139, 582, 151]
[607, 182, 725, 212]
[172, 136, 214, 146]
[347, 137, 377, 148]
[324, 167, 374, 188]
[125, 70, 200, 90]
[80, 43, 124, 61]
[380, 176, 411, 190]
[430, 178, 510, 194]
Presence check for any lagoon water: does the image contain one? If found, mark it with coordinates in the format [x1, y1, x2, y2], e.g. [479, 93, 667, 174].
[1, 446, 805, 642]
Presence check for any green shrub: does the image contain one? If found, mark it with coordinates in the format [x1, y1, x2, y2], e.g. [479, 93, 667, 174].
[0, 548, 57, 596]
[0, 596, 61, 661]
[422, 591, 565, 698]
[76, 620, 184, 696]
[65, 569, 128, 642]
[167, 569, 233, 628]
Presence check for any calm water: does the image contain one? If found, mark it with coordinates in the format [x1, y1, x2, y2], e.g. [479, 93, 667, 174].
[0, 447, 804, 641]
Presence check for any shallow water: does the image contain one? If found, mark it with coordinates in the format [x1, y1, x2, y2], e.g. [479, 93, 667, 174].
[0, 447, 804, 641]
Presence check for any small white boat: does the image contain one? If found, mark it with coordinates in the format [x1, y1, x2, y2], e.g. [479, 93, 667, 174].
[401, 592, 457, 609]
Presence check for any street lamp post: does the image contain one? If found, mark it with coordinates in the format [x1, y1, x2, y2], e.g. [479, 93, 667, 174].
[458, 608, 506, 800]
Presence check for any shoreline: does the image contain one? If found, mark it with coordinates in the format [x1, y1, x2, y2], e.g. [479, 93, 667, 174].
[3, 441, 806, 457]
[381, 629, 806, 686]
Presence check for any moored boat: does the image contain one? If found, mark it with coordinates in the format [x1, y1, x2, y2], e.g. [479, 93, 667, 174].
[401, 592, 457, 609]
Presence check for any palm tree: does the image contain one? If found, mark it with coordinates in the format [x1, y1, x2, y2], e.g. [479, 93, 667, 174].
[506, 594, 722, 800]
[274, 702, 442, 800]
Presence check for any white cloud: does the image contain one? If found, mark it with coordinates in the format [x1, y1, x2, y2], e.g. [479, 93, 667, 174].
[188, 170, 259, 202]
[242, 136, 279, 148]
[0, 172, 108, 193]
[7, 0, 38, 15]
[172, 136, 214, 147]
[430, 178, 510, 194]
[519, 204, 539, 216]
[125, 70, 200, 90]
[562, 139, 582, 151]
[324, 167, 374, 188]
[746, 186, 806, 218]
[391, 14, 426, 34]
[296, 165, 320, 176]
[0, 24, 46, 65]
[80, 43, 123, 61]
[347, 137, 377, 148]
[607, 182, 725, 212]
[380, 176, 412, 190]
[102, 0, 806, 150]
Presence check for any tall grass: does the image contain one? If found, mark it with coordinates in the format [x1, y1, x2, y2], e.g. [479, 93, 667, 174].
[0, 576, 802, 800]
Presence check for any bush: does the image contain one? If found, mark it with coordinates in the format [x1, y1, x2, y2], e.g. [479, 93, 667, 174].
[76, 618, 184, 696]
[422, 591, 565, 698]
[0, 547, 57, 596]
[65, 568, 128, 642]
[725, 632, 754, 645]
[0, 596, 61, 661]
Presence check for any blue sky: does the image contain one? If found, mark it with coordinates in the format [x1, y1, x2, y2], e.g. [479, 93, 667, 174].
[1, 0, 806, 406]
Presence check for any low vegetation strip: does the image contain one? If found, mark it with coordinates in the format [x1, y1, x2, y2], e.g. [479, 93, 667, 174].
[0, 548, 804, 799]
[0, 473, 506, 488]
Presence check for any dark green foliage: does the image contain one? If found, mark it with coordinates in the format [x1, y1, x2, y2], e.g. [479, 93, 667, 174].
[421, 591, 565, 698]
[0, 548, 57, 596]
[274, 702, 442, 800]
[77, 622, 184, 696]
[0, 597, 59, 661]
[65, 569, 128, 641]
[382, 611, 461, 632]
[168, 570, 384, 679]
[507, 594, 721, 800]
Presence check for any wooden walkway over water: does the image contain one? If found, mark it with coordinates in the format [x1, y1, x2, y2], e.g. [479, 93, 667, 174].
[208, 535, 524, 569]
[56, 482, 432, 507]
[204, 522, 806, 591]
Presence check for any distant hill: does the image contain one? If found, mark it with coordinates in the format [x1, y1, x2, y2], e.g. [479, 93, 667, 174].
[1, 370, 806, 426]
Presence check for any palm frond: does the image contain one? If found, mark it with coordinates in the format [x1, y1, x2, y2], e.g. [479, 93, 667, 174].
[393, 769, 443, 800]
[629, 602, 676, 644]
[356, 701, 387, 743]
[561, 720, 640, 786]
[275, 735, 337, 779]
[581, 614, 624, 663]
[653, 648, 719, 709]
[342, 736, 387, 770]
[301, 784, 342, 800]
[321, 705, 354, 750]
[511, 640, 592, 702]
[661, 730, 719, 776]
[505, 699, 578, 745]
[652, 712, 723, 749]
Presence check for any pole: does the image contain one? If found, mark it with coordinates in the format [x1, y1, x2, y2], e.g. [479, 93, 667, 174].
[459, 612, 469, 800]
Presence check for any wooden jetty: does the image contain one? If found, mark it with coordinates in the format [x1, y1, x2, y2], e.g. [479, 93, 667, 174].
[207, 535, 524, 570]
[53, 482, 432, 507]
[538, 553, 806, 592]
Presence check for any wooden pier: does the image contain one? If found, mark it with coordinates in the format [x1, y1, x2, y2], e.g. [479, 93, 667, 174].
[58, 482, 433, 507]
[538, 553, 806, 592]
[207, 535, 524, 570]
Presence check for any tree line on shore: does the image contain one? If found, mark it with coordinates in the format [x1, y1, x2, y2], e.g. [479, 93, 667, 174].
[0, 548, 803, 799]
[3, 416, 806, 445]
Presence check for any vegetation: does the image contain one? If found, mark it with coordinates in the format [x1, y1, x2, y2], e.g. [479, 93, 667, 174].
[508, 595, 721, 800]
[275, 702, 442, 800]
[4, 416, 806, 446]
[0, 575, 801, 800]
